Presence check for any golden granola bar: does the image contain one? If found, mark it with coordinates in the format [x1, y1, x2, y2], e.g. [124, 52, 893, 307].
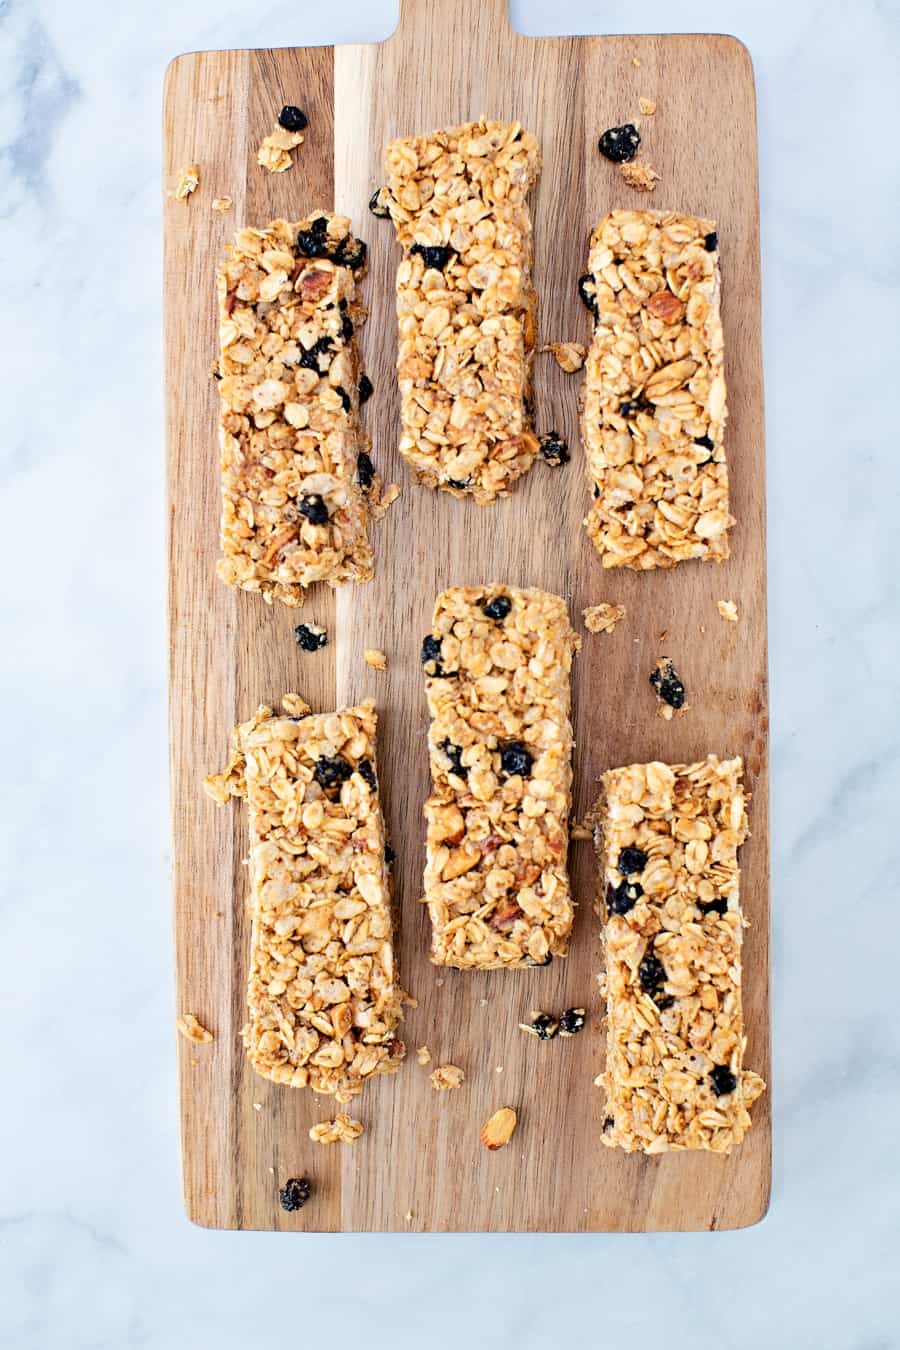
[422, 586, 579, 968]
[216, 213, 377, 607]
[580, 211, 733, 569]
[594, 755, 765, 1152]
[384, 118, 541, 504]
[204, 697, 404, 1100]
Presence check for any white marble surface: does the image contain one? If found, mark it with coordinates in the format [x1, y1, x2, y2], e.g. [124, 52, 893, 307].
[3, 0, 899, 1344]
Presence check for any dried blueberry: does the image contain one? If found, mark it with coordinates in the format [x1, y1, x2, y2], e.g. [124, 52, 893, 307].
[618, 846, 648, 875]
[358, 373, 374, 405]
[410, 242, 453, 270]
[697, 896, 729, 917]
[559, 1008, 586, 1036]
[334, 234, 367, 270]
[385, 843, 395, 865]
[482, 594, 512, 621]
[638, 953, 666, 994]
[368, 187, 391, 219]
[500, 741, 533, 778]
[357, 452, 375, 491]
[357, 758, 377, 791]
[602, 1115, 615, 1131]
[598, 123, 641, 163]
[578, 272, 598, 315]
[299, 335, 333, 370]
[532, 1012, 559, 1041]
[650, 657, 686, 710]
[309, 215, 328, 235]
[299, 493, 329, 526]
[294, 623, 327, 652]
[710, 1064, 737, 1097]
[278, 1177, 310, 1211]
[607, 879, 643, 916]
[421, 635, 442, 666]
[654, 995, 675, 1011]
[619, 396, 651, 418]
[526, 951, 553, 967]
[593, 484, 601, 499]
[694, 434, 714, 450]
[314, 756, 353, 793]
[335, 385, 351, 413]
[341, 312, 354, 341]
[446, 477, 471, 489]
[440, 739, 468, 778]
[296, 226, 330, 258]
[278, 105, 308, 132]
[539, 431, 570, 466]
[704, 231, 719, 252]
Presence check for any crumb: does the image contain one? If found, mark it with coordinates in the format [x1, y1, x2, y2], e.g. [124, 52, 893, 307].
[541, 341, 586, 373]
[404, 1210, 413, 1222]
[176, 1013, 213, 1043]
[570, 822, 592, 841]
[379, 482, 401, 511]
[583, 602, 626, 635]
[717, 599, 739, 622]
[211, 196, 233, 212]
[309, 1113, 364, 1144]
[496, 1065, 503, 1073]
[435, 978, 445, 988]
[252, 1102, 263, 1111]
[281, 692, 311, 718]
[269, 1166, 275, 1174]
[639, 97, 657, 115]
[632, 55, 641, 67]
[400, 990, 418, 1008]
[480, 998, 488, 1007]
[173, 163, 200, 202]
[658, 629, 669, 641]
[416, 1045, 432, 1066]
[364, 648, 387, 671]
[430, 1063, 465, 1091]
[257, 127, 304, 173]
[480, 1106, 518, 1150]
[621, 160, 660, 192]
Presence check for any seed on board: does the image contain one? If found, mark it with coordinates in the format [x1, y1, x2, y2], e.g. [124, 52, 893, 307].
[294, 622, 327, 652]
[499, 741, 533, 778]
[482, 594, 512, 621]
[598, 122, 641, 162]
[519, 1011, 559, 1041]
[650, 657, 686, 710]
[539, 431, 570, 466]
[299, 493, 330, 525]
[709, 1064, 738, 1097]
[278, 1177, 311, 1211]
[410, 242, 454, 270]
[278, 105, 308, 132]
[480, 1106, 518, 1150]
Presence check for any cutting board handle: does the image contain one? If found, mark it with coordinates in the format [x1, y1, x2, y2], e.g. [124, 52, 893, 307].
[397, 0, 512, 40]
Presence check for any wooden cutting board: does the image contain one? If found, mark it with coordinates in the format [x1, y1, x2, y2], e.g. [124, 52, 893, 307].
[164, 0, 770, 1232]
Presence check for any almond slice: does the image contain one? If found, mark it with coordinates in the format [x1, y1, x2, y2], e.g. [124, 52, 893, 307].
[480, 1106, 517, 1150]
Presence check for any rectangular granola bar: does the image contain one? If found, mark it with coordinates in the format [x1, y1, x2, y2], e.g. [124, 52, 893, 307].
[580, 210, 733, 569]
[384, 118, 541, 504]
[216, 213, 378, 607]
[203, 696, 404, 1100]
[422, 586, 579, 968]
[594, 755, 765, 1152]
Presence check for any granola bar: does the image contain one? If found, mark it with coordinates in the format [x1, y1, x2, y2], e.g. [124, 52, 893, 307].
[422, 586, 579, 968]
[216, 213, 379, 607]
[594, 755, 765, 1152]
[203, 697, 404, 1100]
[384, 118, 541, 504]
[581, 211, 732, 569]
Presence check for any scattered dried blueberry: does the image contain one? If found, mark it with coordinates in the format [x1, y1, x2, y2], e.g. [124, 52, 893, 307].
[694, 434, 715, 450]
[704, 231, 719, 252]
[299, 493, 329, 526]
[368, 187, 391, 219]
[482, 594, 512, 621]
[650, 657, 686, 710]
[294, 623, 327, 652]
[446, 476, 471, 489]
[710, 1064, 738, 1097]
[410, 242, 453, 270]
[278, 1177, 311, 1211]
[531, 1012, 559, 1041]
[598, 123, 641, 163]
[357, 758, 377, 791]
[559, 1008, 586, 1036]
[697, 896, 729, 917]
[539, 431, 570, 466]
[638, 953, 667, 995]
[357, 452, 375, 490]
[299, 335, 333, 370]
[500, 741, 533, 778]
[618, 846, 648, 875]
[334, 234, 367, 270]
[421, 635, 442, 666]
[358, 373, 374, 405]
[607, 879, 643, 916]
[314, 756, 353, 793]
[278, 105, 308, 132]
[440, 739, 468, 778]
[578, 272, 598, 315]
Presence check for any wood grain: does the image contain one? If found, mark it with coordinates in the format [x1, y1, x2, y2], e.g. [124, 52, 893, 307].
[164, 0, 769, 1232]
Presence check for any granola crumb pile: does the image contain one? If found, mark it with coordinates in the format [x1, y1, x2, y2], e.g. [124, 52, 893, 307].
[384, 117, 542, 504]
[583, 602, 626, 635]
[594, 755, 765, 1152]
[173, 163, 200, 201]
[717, 599, 739, 622]
[542, 341, 586, 373]
[639, 97, 657, 115]
[416, 1045, 432, 1066]
[364, 648, 387, 671]
[620, 161, 660, 192]
[176, 1013, 213, 1043]
[309, 1113, 365, 1145]
[430, 1063, 465, 1091]
[580, 211, 732, 570]
[257, 126, 304, 173]
[211, 196, 233, 213]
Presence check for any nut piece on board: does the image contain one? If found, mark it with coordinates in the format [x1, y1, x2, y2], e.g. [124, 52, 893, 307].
[480, 1106, 518, 1150]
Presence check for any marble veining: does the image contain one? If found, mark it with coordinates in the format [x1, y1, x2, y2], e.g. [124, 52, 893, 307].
[2, 0, 899, 1346]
